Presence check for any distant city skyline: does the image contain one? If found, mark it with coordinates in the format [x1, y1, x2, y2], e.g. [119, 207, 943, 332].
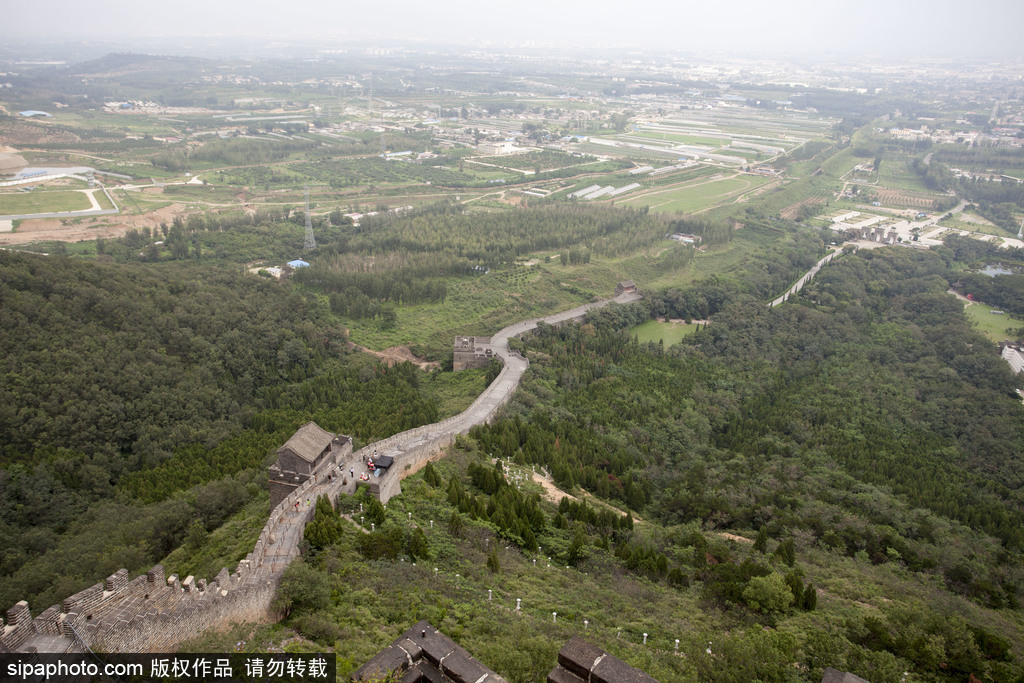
[6, 0, 1024, 60]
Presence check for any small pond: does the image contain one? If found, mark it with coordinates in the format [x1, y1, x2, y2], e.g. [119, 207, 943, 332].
[979, 264, 1017, 277]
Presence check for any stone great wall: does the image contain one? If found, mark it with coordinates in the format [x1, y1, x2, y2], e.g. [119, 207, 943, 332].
[0, 291, 642, 655]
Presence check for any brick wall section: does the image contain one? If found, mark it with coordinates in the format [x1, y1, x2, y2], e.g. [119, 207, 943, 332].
[354, 620, 508, 683]
[1, 601, 33, 651]
[33, 605, 63, 636]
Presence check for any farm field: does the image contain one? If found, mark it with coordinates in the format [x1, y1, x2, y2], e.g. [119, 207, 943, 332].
[628, 132, 727, 147]
[868, 187, 943, 210]
[620, 174, 772, 214]
[0, 190, 93, 215]
[471, 150, 598, 172]
[874, 157, 935, 192]
[936, 216, 1019, 239]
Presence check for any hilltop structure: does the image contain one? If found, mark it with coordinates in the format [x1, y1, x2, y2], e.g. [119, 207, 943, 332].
[615, 280, 638, 296]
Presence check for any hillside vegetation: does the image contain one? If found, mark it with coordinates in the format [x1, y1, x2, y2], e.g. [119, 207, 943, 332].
[183, 247, 1024, 682]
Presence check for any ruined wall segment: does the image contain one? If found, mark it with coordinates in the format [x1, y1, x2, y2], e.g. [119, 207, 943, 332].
[453, 336, 496, 371]
[1, 425, 334, 654]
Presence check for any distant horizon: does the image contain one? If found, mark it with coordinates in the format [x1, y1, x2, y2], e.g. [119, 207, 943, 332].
[2, 36, 1022, 70]
[5, 0, 1024, 62]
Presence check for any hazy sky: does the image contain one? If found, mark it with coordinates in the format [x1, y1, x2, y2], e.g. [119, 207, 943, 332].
[7, 0, 1024, 59]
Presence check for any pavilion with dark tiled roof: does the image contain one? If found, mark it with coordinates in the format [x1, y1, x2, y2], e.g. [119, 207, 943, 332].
[353, 620, 507, 683]
[548, 636, 657, 683]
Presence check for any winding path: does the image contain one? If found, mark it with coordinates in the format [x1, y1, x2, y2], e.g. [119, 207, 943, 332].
[9, 266, 842, 654]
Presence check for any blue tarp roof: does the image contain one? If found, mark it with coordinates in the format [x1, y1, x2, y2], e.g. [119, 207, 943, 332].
[287, 259, 310, 268]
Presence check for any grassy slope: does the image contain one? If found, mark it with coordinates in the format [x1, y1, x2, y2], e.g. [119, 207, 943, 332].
[339, 226, 782, 360]
[630, 319, 700, 345]
[964, 302, 1024, 342]
[183, 452, 1024, 681]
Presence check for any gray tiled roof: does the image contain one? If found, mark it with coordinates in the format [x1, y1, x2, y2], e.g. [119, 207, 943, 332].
[278, 422, 334, 462]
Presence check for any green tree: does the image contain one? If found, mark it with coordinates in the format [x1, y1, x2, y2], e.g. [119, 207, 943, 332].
[774, 538, 795, 567]
[408, 527, 430, 560]
[422, 462, 442, 487]
[803, 583, 817, 611]
[742, 573, 795, 614]
[448, 510, 464, 537]
[304, 495, 344, 550]
[183, 520, 207, 553]
[366, 498, 386, 526]
[567, 522, 588, 566]
[754, 527, 768, 553]
[276, 560, 330, 615]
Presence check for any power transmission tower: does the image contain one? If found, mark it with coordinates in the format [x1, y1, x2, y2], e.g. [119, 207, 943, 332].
[303, 186, 316, 250]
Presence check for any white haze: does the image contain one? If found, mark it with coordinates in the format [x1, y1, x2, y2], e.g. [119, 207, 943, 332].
[6, 0, 1024, 59]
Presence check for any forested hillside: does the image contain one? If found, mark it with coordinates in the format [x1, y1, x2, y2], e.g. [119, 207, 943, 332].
[222, 246, 1024, 682]
[0, 251, 481, 610]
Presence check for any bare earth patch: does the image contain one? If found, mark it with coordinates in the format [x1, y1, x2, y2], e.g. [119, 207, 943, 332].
[529, 472, 644, 523]
[780, 197, 824, 220]
[0, 152, 28, 173]
[351, 343, 439, 371]
[0, 203, 189, 246]
[716, 532, 752, 544]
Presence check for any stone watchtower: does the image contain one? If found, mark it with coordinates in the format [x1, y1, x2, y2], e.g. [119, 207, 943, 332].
[267, 421, 352, 509]
[453, 336, 496, 371]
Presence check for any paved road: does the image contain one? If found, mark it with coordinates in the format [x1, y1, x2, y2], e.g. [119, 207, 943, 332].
[0, 207, 119, 221]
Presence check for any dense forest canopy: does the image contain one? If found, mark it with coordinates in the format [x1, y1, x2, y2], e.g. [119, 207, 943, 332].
[0, 251, 461, 611]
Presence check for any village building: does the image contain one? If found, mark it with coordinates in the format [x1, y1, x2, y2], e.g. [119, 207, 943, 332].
[478, 140, 517, 155]
[1000, 342, 1024, 374]
[850, 225, 899, 244]
[267, 421, 352, 509]
[615, 280, 638, 296]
